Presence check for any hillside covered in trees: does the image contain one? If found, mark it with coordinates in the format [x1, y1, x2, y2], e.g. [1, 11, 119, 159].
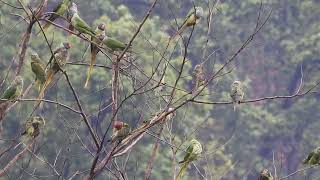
[0, 0, 320, 179]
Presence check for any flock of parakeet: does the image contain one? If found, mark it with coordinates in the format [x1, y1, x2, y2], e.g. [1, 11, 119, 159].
[0, 1, 318, 178]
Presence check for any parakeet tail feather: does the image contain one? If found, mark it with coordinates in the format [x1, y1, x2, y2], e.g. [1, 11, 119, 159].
[84, 54, 96, 88]
[38, 71, 54, 100]
[169, 24, 187, 43]
[176, 161, 189, 180]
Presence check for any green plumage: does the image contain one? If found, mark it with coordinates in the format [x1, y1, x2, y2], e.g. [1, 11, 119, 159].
[170, 7, 204, 40]
[184, 6, 204, 26]
[85, 23, 106, 88]
[110, 124, 131, 143]
[101, 35, 129, 52]
[303, 147, 320, 165]
[69, 3, 95, 36]
[39, 42, 71, 99]
[48, 42, 71, 73]
[42, 0, 71, 30]
[31, 53, 46, 91]
[177, 139, 202, 180]
[22, 116, 45, 138]
[1, 76, 23, 102]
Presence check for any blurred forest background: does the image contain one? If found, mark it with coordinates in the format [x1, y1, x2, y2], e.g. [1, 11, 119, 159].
[0, 0, 320, 179]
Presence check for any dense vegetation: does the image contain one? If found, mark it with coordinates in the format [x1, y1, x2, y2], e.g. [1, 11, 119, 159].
[0, 0, 319, 179]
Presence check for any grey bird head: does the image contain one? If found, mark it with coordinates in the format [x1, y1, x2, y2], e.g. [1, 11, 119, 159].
[260, 168, 273, 179]
[33, 116, 46, 126]
[232, 81, 242, 88]
[195, 7, 204, 18]
[63, 42, 72, 49]
[98, 23, 106, 31]
[68, 2, 78, 15]
[14, 76, 23, 85]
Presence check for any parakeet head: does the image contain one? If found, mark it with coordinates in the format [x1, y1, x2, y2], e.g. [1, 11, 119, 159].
[195, 7, 204, 18]
[68, 2, 78, 15]
[190, 139, 199, 145]
[260, 168, 272, 178]
[63, 42, 72, 49]
[30, 53, 40, 62]
[98, 23, 106, 31]
[232, 81, 242, 88]
[98, 34, 105, 41]
[14, 76, 23, 85]
[113, 121, 128, 130]
[193, 64, 204, 74]
[32, 116, 46, 126]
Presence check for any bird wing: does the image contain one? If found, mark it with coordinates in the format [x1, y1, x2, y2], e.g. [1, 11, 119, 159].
[303, 152, 314, 164]
[31, 62, 46, 83]
[104, 37, 126, 50]
[180, 145, 193, 163]
[1, 86, 17, 100]
[73, 16, 95, 35]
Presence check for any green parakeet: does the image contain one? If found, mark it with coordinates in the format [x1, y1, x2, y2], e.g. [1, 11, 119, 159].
[109, 121, 131, 143]
[1, 76, 23, 102]
[258, 169, 273, 180]
[303, 147, 320, 165]
[0, 76, 23, 122]
[39, 42, 71, 99]
[230, 80, 244, 111]
[68, 2, 95, 36]
[21, 116, 45, 138]
[192, 64, 206, 94]
[31, 53, 46, 91]
[99, 34, 131, 53]
[84, 23, 106, 88]
[41, 0, 71, 31]
[176, 139, 202, 180]
[170, 7, 204, 41]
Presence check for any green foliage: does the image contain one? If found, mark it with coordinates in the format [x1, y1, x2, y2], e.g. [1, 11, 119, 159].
[0, 0, 319, 179]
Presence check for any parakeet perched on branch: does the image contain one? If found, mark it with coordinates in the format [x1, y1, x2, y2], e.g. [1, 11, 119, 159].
[109, 121, 131, 143]
[303, 147, 320, 165]
[99, 34, 131, 53]
[176, 139, 202, 180]
[230, 80, 244, 111]
[68, 2, 95, 36]
[31, 53, 46, 91]
[170, 7, 204, 41]
[41, 0, 71, 31]
[84, 23, 106, 88]
[39, 42, 71, 99]
[0, 76, 23, 122]
[1, 76, 23, 102]
[192, 64, 206, 94]
[258, 169, 273, 180]
[21, 116, 45, 138]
